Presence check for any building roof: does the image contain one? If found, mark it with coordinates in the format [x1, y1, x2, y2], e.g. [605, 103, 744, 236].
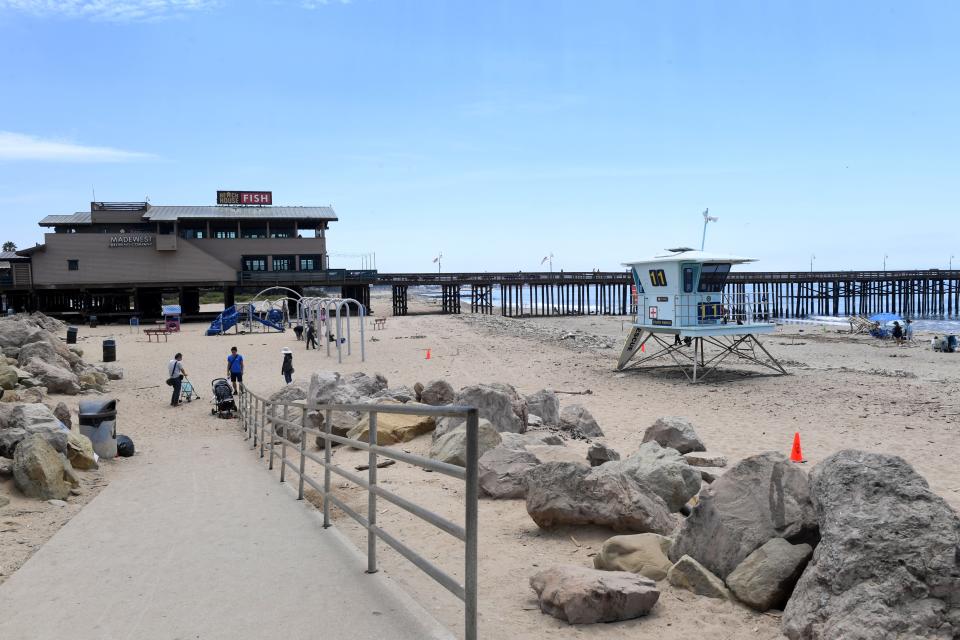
[39, 213, 92, 226]
[143, 206, 337, 221]
[622, 250, 757, 266]
[0, 251, 31, 260]
[39, 206, 338, 226]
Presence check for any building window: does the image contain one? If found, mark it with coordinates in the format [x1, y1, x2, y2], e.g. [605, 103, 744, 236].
[242, 256, 267, 271]
[241, 227, 267, 239]
[181, 227, 206, 239]
[299, 255, 321, 271]
[272, 255, 293, 271]
[214, 229, 237, 239]
[67, 259, 79, 271]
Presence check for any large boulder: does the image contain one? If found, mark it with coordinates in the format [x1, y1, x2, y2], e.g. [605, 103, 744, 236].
[448, 384, 527, 434]
[587, 441, 621, 467]
[642, 417, 705, 454]
[307, 371, 363, 406]
[22, 358, 80, 395]
[499, 431, 565, 449]
[558, 404, 603, 438]
[782, 450, 960, 640]
[12, 434, 72, 500]
[268, 381, 308, 405]
[66, 431, 99, 471]
[77, 369, 108, 392]
[525, 389, 560, 425]
[371, 386, 417, 404]
[0, 403, 69, 457]
[52, 402, 72, 430]
[419, 380, 454, 406]
[525, 461, 675, 534]
[593, 533, 674, 581]
[347, 400, 436, 445]
[0, 319, 44, 350]
[726, 538, 812, 612]
[667, 555, 730, 600]
[98, 363, 124, 380]
[310, 410, 360, 449]
[619, 442, 701, 512]
[18, 341, 68, 370]
[670, 452, 818, 580]
[343, 372, 388, 397]
[0, 364, 17, 390]
[429, 419, 501, 467]
[478, 445, 540, 499]
[529, 565, 660, 624]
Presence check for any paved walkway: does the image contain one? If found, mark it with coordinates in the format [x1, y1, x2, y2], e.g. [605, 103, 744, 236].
[0, 425, 453, 640]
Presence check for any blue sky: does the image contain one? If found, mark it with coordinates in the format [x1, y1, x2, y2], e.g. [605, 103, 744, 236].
[1, 0, 958, 272]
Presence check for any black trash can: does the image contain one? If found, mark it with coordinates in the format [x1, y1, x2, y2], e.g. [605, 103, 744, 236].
[67, 326, 78, 344]
[103, 338, 116, 362]
[89, 315, 98, 328]
[79, 399, 117, 459]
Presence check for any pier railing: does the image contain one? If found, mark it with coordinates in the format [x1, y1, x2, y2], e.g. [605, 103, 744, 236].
[237, 386, 479, 640]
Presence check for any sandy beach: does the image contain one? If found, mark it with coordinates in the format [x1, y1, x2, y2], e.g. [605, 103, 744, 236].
[3, 291, 958, 639]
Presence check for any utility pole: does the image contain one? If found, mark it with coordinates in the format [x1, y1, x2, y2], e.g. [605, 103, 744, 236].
[700, 208, 718, 250]
[810, 253, 815, 272]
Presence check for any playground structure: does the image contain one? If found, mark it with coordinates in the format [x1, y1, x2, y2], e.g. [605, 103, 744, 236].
[297, 296, 366, 363]
[205, 287, 367, 363]
[616, 248, 786, 382]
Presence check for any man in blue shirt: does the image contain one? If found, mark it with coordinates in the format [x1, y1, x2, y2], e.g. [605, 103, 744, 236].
[227, 346, 245, 394]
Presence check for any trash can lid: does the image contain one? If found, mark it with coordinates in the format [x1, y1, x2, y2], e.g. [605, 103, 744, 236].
[79, 398, 117, 416]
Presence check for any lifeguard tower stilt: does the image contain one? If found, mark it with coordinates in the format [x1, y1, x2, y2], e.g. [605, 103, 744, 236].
[616, 249, 787, 383]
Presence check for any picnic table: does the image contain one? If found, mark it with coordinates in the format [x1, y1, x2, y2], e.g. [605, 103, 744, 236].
[144, 328, 171, 342]
[373, 318, 387, 330]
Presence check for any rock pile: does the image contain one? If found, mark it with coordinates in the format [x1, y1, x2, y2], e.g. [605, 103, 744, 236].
[0, 313, 114, 396]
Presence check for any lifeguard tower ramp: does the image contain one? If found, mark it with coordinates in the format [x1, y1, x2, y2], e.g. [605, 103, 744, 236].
[617, 249, 786, 383]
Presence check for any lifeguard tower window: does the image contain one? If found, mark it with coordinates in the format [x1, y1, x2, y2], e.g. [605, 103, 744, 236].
[683, 267, 694, 293]
[697, 263, 731, 292]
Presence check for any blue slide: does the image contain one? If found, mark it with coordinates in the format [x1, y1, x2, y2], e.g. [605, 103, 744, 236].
[251, 313, 285, 332]
[206, 305, 240, 336]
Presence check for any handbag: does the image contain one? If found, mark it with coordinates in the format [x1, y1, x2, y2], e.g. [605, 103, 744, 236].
[166, 377, 176, 386]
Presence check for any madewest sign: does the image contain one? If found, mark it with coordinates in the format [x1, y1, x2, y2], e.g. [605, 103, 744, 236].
[110, 235, 154, 248]
[217, 191, 273, 205]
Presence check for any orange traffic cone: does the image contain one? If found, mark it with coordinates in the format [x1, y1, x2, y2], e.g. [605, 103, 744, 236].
[790, 432, 805, 463]
[425, 349, 431, 360]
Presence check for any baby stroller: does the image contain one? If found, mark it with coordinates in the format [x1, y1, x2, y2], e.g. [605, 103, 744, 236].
[181, 378, 197, 402]
[210, 377, 237, 418]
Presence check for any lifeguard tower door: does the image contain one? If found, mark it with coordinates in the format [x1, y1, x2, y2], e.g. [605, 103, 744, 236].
[679, 263, 700, 326]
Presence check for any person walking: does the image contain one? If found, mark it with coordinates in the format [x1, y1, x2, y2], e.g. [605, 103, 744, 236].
[227, 346, 245, 394]
[281, 347, 294, 384]
[305, 321, 317, 350]
[167, 353, 186, 407]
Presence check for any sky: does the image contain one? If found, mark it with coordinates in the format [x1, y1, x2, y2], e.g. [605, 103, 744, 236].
[0, 0, 958, 273]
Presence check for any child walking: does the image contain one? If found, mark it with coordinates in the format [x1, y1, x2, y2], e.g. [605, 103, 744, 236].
[281, 347, 294, 384]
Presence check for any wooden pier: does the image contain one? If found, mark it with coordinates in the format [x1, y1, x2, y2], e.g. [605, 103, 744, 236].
[377, 270, 960, 319]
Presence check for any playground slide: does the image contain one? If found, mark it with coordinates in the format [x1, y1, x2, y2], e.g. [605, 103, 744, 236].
[205, 305, 285, 335]
[206, 306, 240, 336]
[251, 314, 284, 332]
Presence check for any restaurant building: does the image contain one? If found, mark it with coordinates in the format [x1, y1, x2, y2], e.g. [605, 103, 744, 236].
[1, 195, 373, 318]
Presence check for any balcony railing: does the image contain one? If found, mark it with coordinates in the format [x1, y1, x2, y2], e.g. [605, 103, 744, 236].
[238, 269, 377, 284]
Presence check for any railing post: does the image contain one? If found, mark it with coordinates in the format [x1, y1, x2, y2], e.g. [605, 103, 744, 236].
[323, 409, 332, 529]
[298, 407, 306, 500]
[464, 409, 479, 640]
[268, 404, 276, 471]
[366, 411, 378, 574]
[279, 404, 288, 481]
[251, 396, 259, 450]
[259, 398, 266, 458]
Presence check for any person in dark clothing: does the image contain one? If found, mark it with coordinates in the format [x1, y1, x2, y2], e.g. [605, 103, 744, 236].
[281, 347, 294, 384]
[168, 353, 186, 407]
[892, 321, 904, 346]
[305, 322, 317, 350]
[293, 324, 304, 341]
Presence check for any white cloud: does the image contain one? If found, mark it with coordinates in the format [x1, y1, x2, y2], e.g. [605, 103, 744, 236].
[0, 131, 157, 162]
[0, 0, 217, 22]
[300, 0, 350, 8]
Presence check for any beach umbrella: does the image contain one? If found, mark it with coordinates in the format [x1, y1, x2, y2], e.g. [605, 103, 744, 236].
[868, 312, 902, 323]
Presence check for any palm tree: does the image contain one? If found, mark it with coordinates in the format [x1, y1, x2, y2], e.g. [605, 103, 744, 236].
[1, 241, 16, 253]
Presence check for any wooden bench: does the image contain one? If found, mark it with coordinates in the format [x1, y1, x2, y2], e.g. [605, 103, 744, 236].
[373, 318, 387, 330]
[144, 329, 171, 342]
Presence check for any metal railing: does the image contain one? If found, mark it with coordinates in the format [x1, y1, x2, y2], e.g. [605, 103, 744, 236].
[237, 386, 479, 640]
[634, 293, 774, 327]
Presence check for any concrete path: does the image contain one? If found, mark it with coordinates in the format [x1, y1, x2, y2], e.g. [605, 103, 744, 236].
[0, 424, 453, 640]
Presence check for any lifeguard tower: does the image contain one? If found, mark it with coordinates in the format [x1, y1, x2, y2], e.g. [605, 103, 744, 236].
[616, 248, 786, 382]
